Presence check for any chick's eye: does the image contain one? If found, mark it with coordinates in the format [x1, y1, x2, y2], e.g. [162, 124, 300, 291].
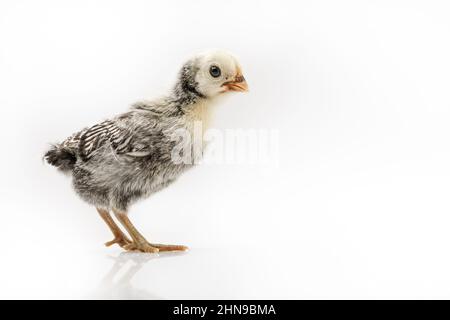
[209, 65, 221, 78]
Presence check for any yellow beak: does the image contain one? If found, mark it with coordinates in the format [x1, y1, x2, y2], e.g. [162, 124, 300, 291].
[223, 73, 249, 92]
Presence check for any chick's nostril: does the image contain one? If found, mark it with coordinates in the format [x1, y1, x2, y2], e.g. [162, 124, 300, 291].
[235, 75, 245, 83]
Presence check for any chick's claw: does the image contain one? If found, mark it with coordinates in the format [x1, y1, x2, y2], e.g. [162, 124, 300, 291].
[150, 243, 189, 252]
[123, 242, 160, 253]
[122, 242, 188, 253]
[104, 236, 132, 248]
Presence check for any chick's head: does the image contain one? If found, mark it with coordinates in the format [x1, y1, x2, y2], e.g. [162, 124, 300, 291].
[180, 50, 248, 98]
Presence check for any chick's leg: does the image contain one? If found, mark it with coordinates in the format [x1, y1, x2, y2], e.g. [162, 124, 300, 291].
[112, 209, 159, 253]
[97, 208, 132, 248]
[112, 209, 188, 253]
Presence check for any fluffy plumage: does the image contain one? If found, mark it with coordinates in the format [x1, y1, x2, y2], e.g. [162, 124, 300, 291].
[45, 50, 247, 214]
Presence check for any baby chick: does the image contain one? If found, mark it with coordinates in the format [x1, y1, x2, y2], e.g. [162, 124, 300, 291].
[45, 50, 248, 253]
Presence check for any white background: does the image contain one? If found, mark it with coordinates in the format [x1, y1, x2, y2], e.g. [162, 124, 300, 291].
[1, 0, 450, 299]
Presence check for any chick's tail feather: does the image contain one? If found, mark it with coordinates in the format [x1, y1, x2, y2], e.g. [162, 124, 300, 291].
[44, 145, 77, 171]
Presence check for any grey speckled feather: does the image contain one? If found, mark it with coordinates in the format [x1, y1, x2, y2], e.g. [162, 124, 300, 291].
[45, 60, 204, 211]
[44, 51, 248, 214]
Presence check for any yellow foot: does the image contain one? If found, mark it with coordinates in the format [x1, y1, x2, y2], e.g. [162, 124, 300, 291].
[105, 235, 132, 248]
[122, 241, 188, 253]
[123, 242, 160, 253]
[150, 243, 189, 252]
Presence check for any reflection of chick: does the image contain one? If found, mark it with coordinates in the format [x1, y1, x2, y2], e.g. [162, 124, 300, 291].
[44, 50, 248, 253]
[94, 252, 187, 299]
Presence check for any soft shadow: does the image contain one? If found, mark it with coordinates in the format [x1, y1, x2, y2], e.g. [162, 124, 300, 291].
[90, 251, 188, 299]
